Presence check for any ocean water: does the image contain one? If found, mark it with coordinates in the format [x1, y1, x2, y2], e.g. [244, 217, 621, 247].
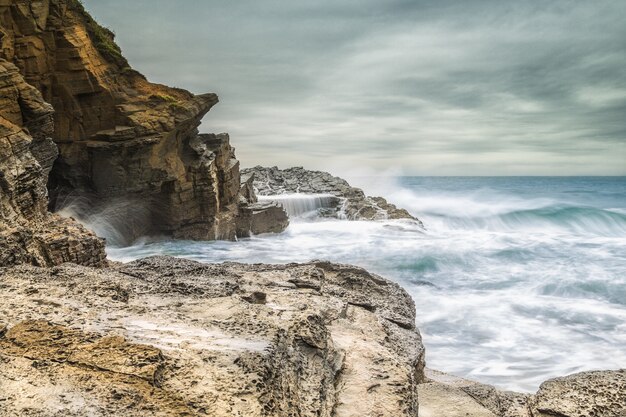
[107, 176, 626, 392]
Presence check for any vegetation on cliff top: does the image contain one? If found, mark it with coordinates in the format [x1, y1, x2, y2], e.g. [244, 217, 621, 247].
[67, 0, 129, 69]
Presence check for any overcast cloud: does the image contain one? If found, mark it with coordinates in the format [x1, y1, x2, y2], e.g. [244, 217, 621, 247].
[83, 0, 626, 175]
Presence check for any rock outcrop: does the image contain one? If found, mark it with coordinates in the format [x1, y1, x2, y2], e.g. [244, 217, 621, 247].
[243, 166, 423, 225]
[418, 367, 626, 417]
[0, 58, 105, 267]
[0, 0, 287, 246]
[0, 256, 425, 416]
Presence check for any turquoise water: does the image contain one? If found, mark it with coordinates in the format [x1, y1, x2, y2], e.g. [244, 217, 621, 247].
[107, 176, 626, 392]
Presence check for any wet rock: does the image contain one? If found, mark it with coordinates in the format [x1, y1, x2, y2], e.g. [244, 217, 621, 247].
[242, 166, 424, 225]
[0, 0, 269, 243]
[0, 59, 106, 267]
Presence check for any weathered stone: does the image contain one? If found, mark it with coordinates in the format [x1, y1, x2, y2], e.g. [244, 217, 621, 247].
[0, 0, 288, 245]
[418, 368, 626, 417]
[243, 166, 424, 225]
[0, 256, 426, 416]
[237, 200, 290, 236]
[0, 59, 105, 267]
[530, 370, 626, 417]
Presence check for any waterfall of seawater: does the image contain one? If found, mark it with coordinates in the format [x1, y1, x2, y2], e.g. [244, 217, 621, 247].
[257, 194, 339, 218]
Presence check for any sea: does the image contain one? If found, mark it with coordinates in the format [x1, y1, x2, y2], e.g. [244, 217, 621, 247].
[106, 176, 626, 392]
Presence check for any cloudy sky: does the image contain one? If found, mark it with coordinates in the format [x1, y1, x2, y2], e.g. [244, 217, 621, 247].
[83, 0, 625, 175]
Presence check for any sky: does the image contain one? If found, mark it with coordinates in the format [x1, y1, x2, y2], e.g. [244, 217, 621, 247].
[82, 0, 626, 176]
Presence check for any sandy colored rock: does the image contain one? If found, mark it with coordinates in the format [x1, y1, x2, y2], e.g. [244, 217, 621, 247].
[530, 370, 626, 417]
[0, 256, 425, 416]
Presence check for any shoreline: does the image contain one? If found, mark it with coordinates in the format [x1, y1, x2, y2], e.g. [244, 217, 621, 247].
[1, 255, 623, 416]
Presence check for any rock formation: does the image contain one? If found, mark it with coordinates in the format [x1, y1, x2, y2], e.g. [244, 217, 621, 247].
[0, 58, 105, 267]
[1, 255, 624, 416]
[0, 256, 425, 416]
[419, 367, 626, 417]
[243, 166, 424, 225]
[0, 0, 287, 249]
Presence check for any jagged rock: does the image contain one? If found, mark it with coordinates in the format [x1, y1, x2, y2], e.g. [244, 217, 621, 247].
[0, 59, 105, 267]
[242, 166, 424, 225]
[0, 0, 289, 244]
[237, 201, 290, 236]
[0, 256, 426, 416]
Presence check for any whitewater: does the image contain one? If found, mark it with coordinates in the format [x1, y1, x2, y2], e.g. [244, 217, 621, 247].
[107, 176, 626, 392]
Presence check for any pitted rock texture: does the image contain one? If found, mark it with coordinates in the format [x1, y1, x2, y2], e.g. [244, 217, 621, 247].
[0, 58, 105, 267]
[418, 368, 626, 417]
[530, 370, 626, 417]
[0, 256, 425, 416]
[243, 166, 424, 225]
[0, 0, 286, 243]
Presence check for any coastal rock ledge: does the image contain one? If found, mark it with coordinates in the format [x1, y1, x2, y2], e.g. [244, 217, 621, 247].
[242, 166, 424, 225]
[0, 256, 425, 416]
[0, 256, 624, 416]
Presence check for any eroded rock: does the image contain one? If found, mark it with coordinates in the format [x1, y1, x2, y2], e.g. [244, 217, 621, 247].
[0, 256, 426, 416]
[242, 166, 424, 225]
[0, 59, 106, 267]
[0, 0, 288, 244]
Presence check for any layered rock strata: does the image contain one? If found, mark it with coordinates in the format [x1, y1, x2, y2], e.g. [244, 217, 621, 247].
[0, 256, 425, 416]
[0, 58, 105, 267]
[0, 0, 287, 246]
[243, 166, 423, 225]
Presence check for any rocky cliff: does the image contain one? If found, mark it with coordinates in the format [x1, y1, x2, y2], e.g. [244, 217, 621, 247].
[0, 0, 287, 249]
[0, 58, 105, 266]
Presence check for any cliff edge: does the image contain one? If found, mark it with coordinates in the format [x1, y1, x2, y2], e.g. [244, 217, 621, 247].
[0, 0, 287, 250]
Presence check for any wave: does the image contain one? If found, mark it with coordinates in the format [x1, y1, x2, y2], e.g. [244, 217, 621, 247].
[362, 181, 626, 237]
[430, 205, 626, 236]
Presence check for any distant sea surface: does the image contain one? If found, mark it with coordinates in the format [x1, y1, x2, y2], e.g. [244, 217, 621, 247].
[108, 176, 626, 392]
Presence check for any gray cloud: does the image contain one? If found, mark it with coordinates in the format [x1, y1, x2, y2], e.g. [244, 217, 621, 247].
[83, 0, 626, 175]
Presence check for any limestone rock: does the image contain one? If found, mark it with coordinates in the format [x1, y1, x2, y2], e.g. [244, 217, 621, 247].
[242, 166, 424, 225]
[0, 256, 426, 416]
[418, 368, 626, 417]
[530, 370, 626, 417]
[0, 59, 105, 267]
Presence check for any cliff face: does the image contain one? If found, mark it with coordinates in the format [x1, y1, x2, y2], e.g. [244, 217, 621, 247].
[0, 58, 105, 266]
[0, 0, 286, 246]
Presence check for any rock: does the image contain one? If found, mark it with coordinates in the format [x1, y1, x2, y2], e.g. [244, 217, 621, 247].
[242, 166, 424, 225]
[237, 201, 290, 236]
[418, 368, 626, 417]
[0, 256, 425, 416]
[0, 0, 289, 245]
[0, 59, 106, 267]
[530, 370, 626, 417]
